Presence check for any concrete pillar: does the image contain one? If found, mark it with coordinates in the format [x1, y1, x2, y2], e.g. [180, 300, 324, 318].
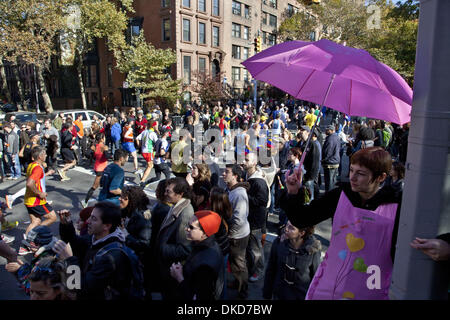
[389, 0, 450, 300]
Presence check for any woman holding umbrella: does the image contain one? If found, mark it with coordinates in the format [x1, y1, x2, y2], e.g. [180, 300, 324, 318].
[280, 146, 402, 300]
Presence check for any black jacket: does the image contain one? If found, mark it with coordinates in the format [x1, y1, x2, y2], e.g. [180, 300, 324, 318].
[246, 170, 269, 230]
[125, 208, 152, 263]
[178, 237, 224, 300]
[62, 226, 134, 300]
[321, 133, 341, 165]
[263, 235, 321, 300]
[279, 182, 402, 261]
[299, 139, 321, 182]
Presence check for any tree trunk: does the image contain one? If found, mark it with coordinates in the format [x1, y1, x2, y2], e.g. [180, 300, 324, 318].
[0, 57, 12, 102]
[12, 65, 25, 110]
[76, 55, 87, 110]
[36, 66, 53, 113]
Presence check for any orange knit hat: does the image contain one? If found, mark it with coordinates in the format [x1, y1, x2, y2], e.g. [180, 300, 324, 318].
[194, 210, 221, 237]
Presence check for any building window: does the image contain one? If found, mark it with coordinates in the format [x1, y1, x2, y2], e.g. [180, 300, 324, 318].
[262, 31, 267, 44]
[243, 69, 249, 81]
[126, 17, 143, 45]
[198, 22, 206, 44]
[183, 19, 191, 42]
[268, 33, 276, 45]
[269, 14, 277, 28]
[262, 12, 267, 25]
[243, 26, 249, 40]
[232, 67, 240, 81]
[212, 26, 219, 46]
[212, 0, 219, 16]
[309, 31, 316, 41]
[232, 23, 241, 38]
[199, 57, 206, 73]
[232, 1, 241, 16]
[162, 0, 170, 8]
[232, 45, 241, 59]
[198, 0, 206, 12]
[244, 5, 250, 19]
[183, 0, 190, 8]
[162, 18, 171, 41]
[107, 63, 113, 87]
[183, 56, 191, 84]
[243, 47, 249, 60]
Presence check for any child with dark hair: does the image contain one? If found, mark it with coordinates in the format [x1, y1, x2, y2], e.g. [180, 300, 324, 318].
[28, 257, 76, 300]
[384, 161, 405, 193]
[263, 220, 321, 300]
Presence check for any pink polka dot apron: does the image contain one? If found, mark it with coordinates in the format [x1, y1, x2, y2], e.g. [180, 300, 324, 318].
[306, 191, 397, 300]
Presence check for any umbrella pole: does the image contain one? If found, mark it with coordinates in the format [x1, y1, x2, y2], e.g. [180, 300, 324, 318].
[298, 74, 336, 173]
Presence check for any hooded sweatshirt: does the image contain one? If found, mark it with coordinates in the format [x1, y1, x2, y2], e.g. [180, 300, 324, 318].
[246, 168, 269, 230]
[227, 182, 250, 240]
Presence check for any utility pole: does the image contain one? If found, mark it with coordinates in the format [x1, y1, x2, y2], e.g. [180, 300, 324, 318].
[389, 0, 450, 300]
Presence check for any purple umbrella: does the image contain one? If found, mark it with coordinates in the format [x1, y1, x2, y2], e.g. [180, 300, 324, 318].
[242, 39, 412, 125]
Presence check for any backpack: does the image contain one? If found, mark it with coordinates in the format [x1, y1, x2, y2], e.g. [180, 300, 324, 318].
[94, 242, 145, 300]
[382, 128, 392, 148]
[154, 139, 163, 158]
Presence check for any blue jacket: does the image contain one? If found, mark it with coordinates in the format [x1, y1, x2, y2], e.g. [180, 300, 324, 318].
[111, 123, 122, 142]
[321, 133, 341, 165]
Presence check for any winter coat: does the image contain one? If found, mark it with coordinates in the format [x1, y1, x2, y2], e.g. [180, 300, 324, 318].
[322, 133, 341, 165]
[246, 169, 269, 230]
[178, 236, 224, 300]
[227, 182, 250, 240]
[279, 182, 402, 261]
[263, 235, 322, 300]
[111, 123, 122, 142]
[124, 208, 152, 263]
[156, 198, 194, 299]
[63, 228, 135, 300]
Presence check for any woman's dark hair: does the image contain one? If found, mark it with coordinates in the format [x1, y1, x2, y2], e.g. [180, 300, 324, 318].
[121, 186, 150, 218]
[358, 126, 375, 141]
[156, 179, 168, 202]
[95, 132, 105, 143]
[289, 147, 302, 160]
[392, 161, 405, 180]
[94, 201, 122, 233]
[192, 180, 212, 200]
[167, 177, 192, 200]
[28, 257, 76, 300]
[299, 226, 315, 239]
[209, 186, 232, 221]
[351, 147, 392, 182]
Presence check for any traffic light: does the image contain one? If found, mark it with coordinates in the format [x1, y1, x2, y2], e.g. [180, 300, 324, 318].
[254, 36, 262, 53]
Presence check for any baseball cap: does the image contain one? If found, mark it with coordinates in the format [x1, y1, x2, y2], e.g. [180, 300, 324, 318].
[299, 125, 311, 132]
[326, 125, 335, 131]
[22, 225, 53, 248]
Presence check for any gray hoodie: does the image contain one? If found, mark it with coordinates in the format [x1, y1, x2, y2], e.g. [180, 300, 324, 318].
[228, 183, 250, 240]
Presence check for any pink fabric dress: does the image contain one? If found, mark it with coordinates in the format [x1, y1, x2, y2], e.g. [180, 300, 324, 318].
[306, 192, 398, 300]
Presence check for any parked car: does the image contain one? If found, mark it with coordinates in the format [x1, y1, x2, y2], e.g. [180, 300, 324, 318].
[0, 103, 18, 113]
[58, 109, 106, 129]
[5, 111, 38, 123]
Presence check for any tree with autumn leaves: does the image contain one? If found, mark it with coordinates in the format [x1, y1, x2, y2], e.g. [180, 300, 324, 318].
[0, 0, 179, 112]
[278, 0, 419, 86]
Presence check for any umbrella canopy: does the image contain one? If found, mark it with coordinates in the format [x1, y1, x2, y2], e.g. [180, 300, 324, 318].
[242, 39, 413, 125]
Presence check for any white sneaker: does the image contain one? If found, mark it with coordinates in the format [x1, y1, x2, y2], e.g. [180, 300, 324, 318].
[1, 234, 15, 244]
[81, 200, 88, 208]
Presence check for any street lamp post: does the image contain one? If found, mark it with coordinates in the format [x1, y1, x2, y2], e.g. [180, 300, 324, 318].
[33, 65, 40, 113]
